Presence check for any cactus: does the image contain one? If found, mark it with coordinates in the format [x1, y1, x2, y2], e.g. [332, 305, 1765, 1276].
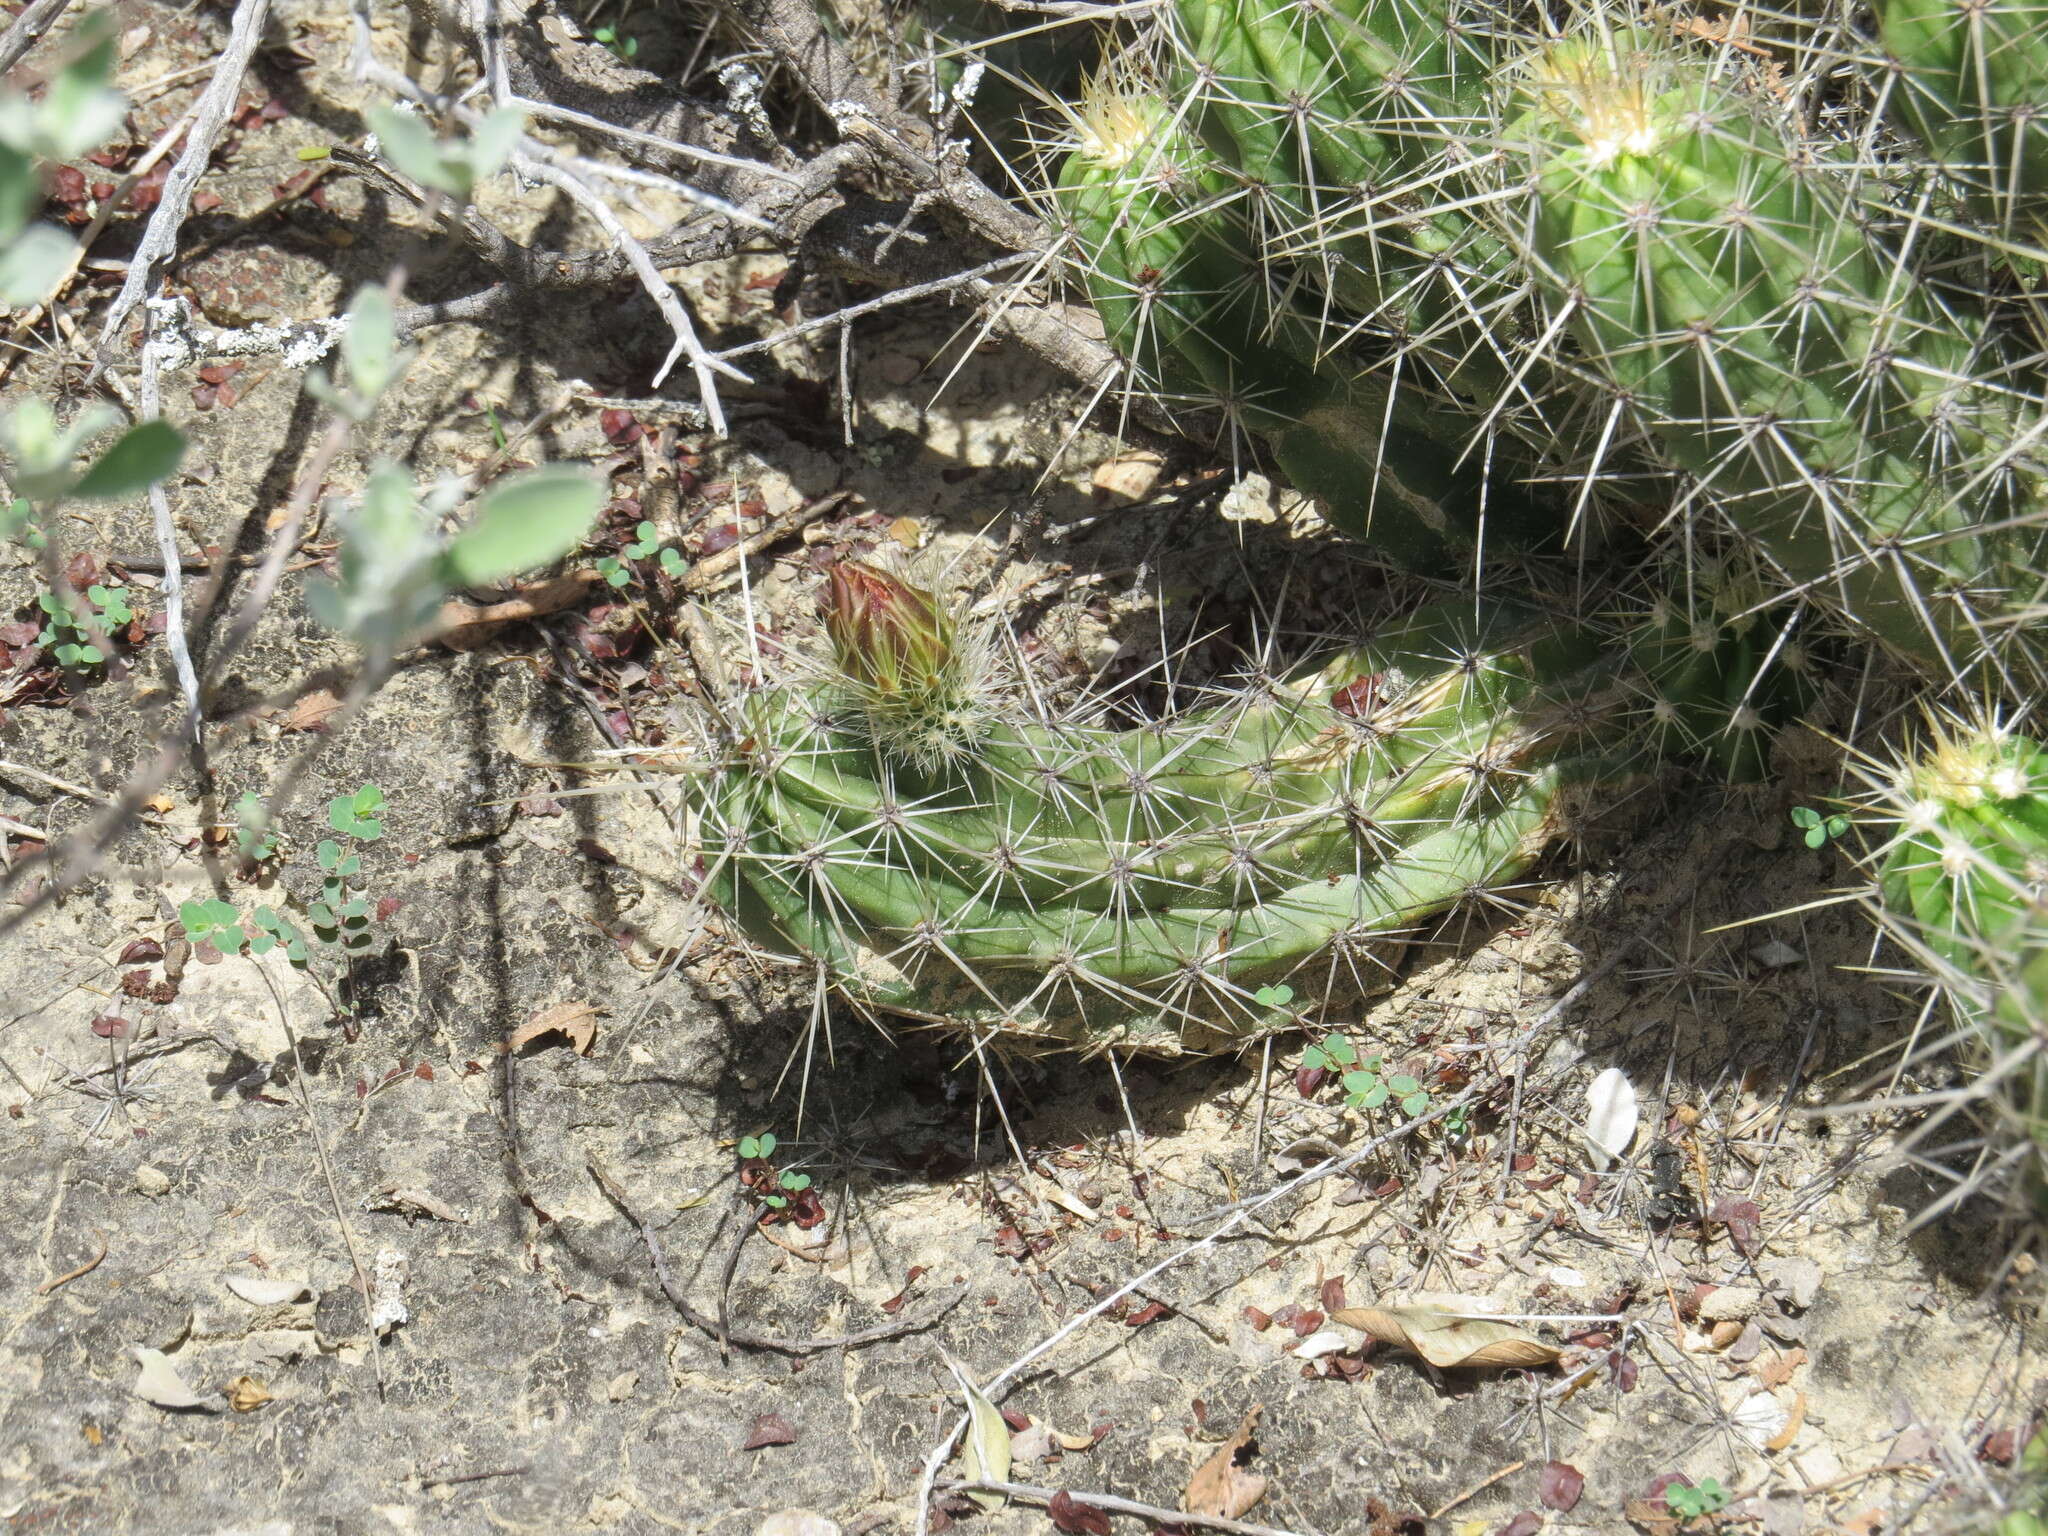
[1873, 0, 2048, 240]
[1496, 29, 2048, 678]
[1045, 3, 2048, 682]
[689, 562, 1807, 1054]
[1056, 67, 1567, 564]
[1863, 718, 2048, 1216]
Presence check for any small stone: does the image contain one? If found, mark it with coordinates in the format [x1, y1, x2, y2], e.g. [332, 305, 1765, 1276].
[1698, 1285, 1763, 1323]
[1763, 1257, 1823, 1311]
[1725, 1320, 1765, 1364]
[1091, 452, 1164, 505]
[604, 1371, 639, 1403]
[757, 1514, 842, 1536]
[134, 1164, 172, 1197]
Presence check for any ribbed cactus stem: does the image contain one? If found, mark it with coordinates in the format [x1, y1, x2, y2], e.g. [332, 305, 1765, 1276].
[1874, 0, 2048, 238]
[693, 568, 1804, 1053]
[1502, 31, 2043, 675]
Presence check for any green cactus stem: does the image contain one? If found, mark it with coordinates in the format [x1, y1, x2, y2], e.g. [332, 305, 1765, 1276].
[690, 565, 1804, 1054]
[1873, 0, 2048, 239]
[1501, 30, 2047, 678]
[1056, 69, 1561, 565]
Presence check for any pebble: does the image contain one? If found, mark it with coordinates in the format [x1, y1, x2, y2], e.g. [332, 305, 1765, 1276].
[757, 1514, 842, 1536]
[1764, 1256, 1823, 1311]
[1698, 1285, 1763, 1323]
[134, 1164, 172, 1197]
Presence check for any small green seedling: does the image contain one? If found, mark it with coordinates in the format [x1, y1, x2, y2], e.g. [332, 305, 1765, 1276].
[1665, 1477, 1729, 1520]
[36, 582, 132, 668]
[1254, 983, 1294, 1010]
[329, 783, 385, 842]
[179, 897, 246, 955]
[762, 1171, 810, 1210]
[592, 22, 638, 59]
[1790, 805, 1849, 849]
[1304, 1034, 1431, 1116]
[596, 521, 687, 587]
[234, 789, 280, 861]
[738, 1133, 777, 1161]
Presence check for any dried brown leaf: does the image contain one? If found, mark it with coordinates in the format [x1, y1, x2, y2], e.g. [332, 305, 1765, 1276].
[506, 1000, 601, 1055]
[1184, 1404, 1266, 1520]
[282, 688, 345, 733]
[1332, 1306, 1562, 1370]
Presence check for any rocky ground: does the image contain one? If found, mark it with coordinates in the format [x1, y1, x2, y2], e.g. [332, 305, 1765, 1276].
[0, 3, 2042, 1534]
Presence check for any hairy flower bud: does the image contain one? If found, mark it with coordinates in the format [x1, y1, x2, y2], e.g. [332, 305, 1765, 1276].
[818, 561, 993, 768]
[823, 561, 955, 702]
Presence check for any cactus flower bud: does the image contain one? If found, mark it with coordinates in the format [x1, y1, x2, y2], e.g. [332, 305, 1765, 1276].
[823, 561, 955, 702]
[818, 561, 993, 768]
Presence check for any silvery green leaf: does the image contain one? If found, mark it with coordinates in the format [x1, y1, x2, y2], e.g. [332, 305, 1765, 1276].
[440, 465, 603, 585]
[0, 144, 37, 242]
[35, 21, 123, 159]
[341, 285, 398, 402]
[466, 108, 527, 183]
[0, 223, 75, 306]
[368, 104, 464, 197]
[72, 421, 185, 500]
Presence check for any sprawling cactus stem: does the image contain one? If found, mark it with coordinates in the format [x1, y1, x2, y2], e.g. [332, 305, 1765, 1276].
[692, 567, 1809, 1054]
[1501, 28, 2048, 679]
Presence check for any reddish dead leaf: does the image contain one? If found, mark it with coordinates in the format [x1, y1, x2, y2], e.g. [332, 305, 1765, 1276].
[1709, 1198, 1763, 1256]
[695, 522, 741, 556]
[191, 188, 223, 213]
[1500, 1513, 1543, 1536]
[1295, 1065, 1329, 1098]
[1290, 1309, 1325, 1337]
[741, 1412, 795, 1450]
[90, 1015, 130, 1039]
[118, 938, 164, 965]
[1242, 1306, 1272, 1332]
[375, 897, 403, 922]
[1319, 1276, 1348, 1313]
[505, 1000, 602, 1056]
[1126, 1301, 1171, 1328]
[413, 1062, 433, 1082]
[1331, 673, 1386, 718]
[1980, 1428, 2019, 1465]
[1048, 1490, 1112, 1536]
[1609, 1351, 1639, 1392]
[1183, 1404, 1266, 1520]
[1539, 1461, 1584, 1511]
[599, 408, 643, 445]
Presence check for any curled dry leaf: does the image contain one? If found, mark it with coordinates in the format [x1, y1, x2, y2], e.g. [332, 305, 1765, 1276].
[1332, 1306, 1562, 1370]
[1048, 1490, 1113, 1536]
[223, 1273, 310, 1306]
[225, 1374, 273, 1412]
[506, 1000, 602, 1056]
[132, 1348, 215, 1411]
[1184, 1404, 1267, 1520]
[1582, 1067, 1638, 1170]
[942, 1350, 1011, 1512]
